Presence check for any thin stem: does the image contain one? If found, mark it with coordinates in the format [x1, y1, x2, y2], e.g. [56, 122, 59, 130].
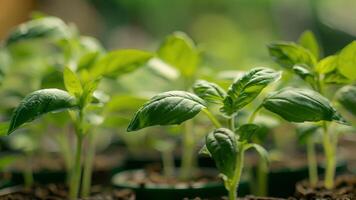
[228, 114, 236, 131]
[227, 147, 244, 200]
[56, 128, 73, 174]
[24, 153, 34, 189]
[180, 120, 196, 180]
[81, 131, 96, 197]
[322, 122, 336, 189]
[248, 104, 262, 124]
[69, 135, 83, 199]
[306, 137, 318, 187]
[69, 109, 85, 199]
[162, 150, 175, 179]
[202, 108, 222, 128]
[256, 160, 268, 196]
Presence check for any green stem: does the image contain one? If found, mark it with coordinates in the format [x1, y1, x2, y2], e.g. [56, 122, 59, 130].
[202, 108, 222, 128]
[81, 131, 96, 197]
[248, 104, 262, 124]
[228, 114, 236, 131]
[69, 109, 85, 199]
[162, 150, 175, 178]
[180, 120, 196, 180]
[56, 129, 73, 184]
[322, 122, 336, 189]
[69, 135, 83, 199]
[227, 147, 244, 200]
[306, 137, 318, 187]
[256, 160, 268, 196]
[24, 154, 34, 189]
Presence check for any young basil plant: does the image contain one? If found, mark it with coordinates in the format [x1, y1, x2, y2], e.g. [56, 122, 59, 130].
[267, 30, 353, 189]
[3, 15, 154, 198]
[127, 67, 279, 200]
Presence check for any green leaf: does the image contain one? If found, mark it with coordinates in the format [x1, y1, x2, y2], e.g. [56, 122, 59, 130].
[315, 56, 337, 74]
[199, 145, 211, 157]
[6, 17, 70, 46]
[63, 67, 83, 97]
[90, 49, 153, 78]
[298, 30, 320, 59]
[262, 88, 348, 125]
[337, 41, 356, 81]
[0, 122, 10, 136]
[324, 70, 351, 84]
[193, 80, 226, 105]
[268, 42, 317, 69]
[337, 85, 356, 116]
[81, 78, 100, 106]
[127, 91, 206, 131]
[236, 123, 260, 142]
[243, 143, 269, 167]
[157, 32, 200, 77]
[8, 89, 77, 134]
[292, 65, 315, 86]
[221, 67, 281, 115]
[77, 51, 101, 71]
[206, 128, 238, 178]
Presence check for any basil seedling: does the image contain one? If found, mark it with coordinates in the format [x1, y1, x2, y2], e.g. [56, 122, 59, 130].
[128, 67, 280, 200]
[3, 16, 153, 199]
[267, 30, 353, 188]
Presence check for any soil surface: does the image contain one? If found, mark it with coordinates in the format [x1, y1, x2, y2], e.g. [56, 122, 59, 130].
[0, 184, 135, 200]
[113, 165, 222, 188]
[187, 195, 296, 200]
[295, 175, 356, 200]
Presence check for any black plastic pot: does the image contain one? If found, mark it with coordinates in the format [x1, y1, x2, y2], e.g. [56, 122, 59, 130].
[112, 168, 250, 200]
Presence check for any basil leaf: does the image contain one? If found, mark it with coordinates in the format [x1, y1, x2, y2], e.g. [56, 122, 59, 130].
[292, 65, 315, 86]
[206, 128, 237, 178]
[127, 91, 206, 131]
[262, 88, 348, 125]
[236, 123, 261, 142]
[81, 78, 100, 106]
[244, 143, 269, 167]
[268, 42, 317, 69]
[337, 41, 356, 81]
[6, 17, 70, 46]
[8, 89, 78, 134]
[324, 70, 351, 84]
[90, 49, 153, 78]
[199, 145, 211, 157]
[157, 32, 199, 78]
[63, 67, 83, 98]
[337, 85, 356, 116]
[0, 122, 10, 136]
[315, 56, 337, 74]
[193, 80, 226, 104]
[298, 30, 320, 59]
[221, 67, 281, 115]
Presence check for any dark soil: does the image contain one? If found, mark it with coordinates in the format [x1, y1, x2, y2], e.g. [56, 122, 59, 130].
[187, 195, 296, 200]
[0, 184, 135, 200]
[4, 147, 125, 184]
[113, 164, 221, 188]
[295, 175, 356, 200]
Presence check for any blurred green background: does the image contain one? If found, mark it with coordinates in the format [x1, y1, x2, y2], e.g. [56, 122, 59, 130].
[1, 0, 355, 71]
